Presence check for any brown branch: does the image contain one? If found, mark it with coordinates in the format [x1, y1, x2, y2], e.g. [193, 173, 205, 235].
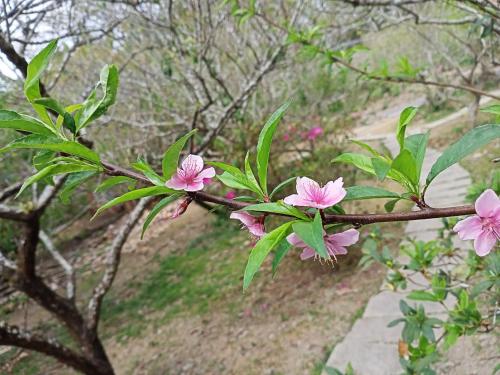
[0, 182, 22, 202]
[330, 56, 500, 101]
[87, 197, 151, 331]
[0, 322, 100, 375]
[101, 160, 476, 225]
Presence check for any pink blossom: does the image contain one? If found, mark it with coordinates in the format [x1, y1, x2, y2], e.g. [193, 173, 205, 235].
[230, 211, 265, 237]
[453, 189, 499, 256]
[307, 126, 323, 140]
[165, 154, 215, 192]
[284, 177, 346, 209]
[287, 229, 359, 261]
[225, 191, 237, 199]
[283, 133, 291, 142]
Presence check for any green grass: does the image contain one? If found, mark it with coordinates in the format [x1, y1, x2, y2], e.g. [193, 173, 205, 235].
[101, 218, 247, 342]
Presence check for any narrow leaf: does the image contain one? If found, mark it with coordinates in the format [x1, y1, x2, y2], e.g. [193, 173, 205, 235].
[269, 176, 296, 199]
[256, 100, 292, 195]
[17, 163, 98, 198]
[93, 186, 172, 218]
[292, 211, 328, 259]
[95, 176, 136, 193]
[76, 64, 119, 130]
[396, 106, 418, 150]
[24, 40, 58, 125]
[426, 124, 500, 185]
[1, 135, 100, 164]
[405, 133, 429, 183]
[372, 157, 391, 181]
[243, 221, 294, 290]
[344, 186, 400, 201]
[59, 171, 96, 204]
[243, 202, 310, 221]
[142, 193, 183, 238]
[0, 110, 56, 136]
[272, 239, 292, 277]
[392, 149, 418, 187]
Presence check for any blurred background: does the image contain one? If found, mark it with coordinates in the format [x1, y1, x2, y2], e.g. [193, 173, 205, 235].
[0, 0, 499, 374]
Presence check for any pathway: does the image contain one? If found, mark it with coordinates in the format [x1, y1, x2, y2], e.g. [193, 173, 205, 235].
[324, 137, 471, 374]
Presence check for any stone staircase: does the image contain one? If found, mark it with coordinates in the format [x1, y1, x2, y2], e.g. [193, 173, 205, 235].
[324, 137, 473, 375]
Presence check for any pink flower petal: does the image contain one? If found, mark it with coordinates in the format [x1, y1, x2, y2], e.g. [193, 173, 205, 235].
[300, 248, 316, 260]
[230, 211, 256, 227]
[283, 194, 313, 207]
[326, 243, 348, 256]
[286, 233, 307, 248]
[197, 167, 216, 180]
[248, 223, 265, 237]
[321, 177, 346, 207]
[475, 189, 500, 218]
[165, 172, 187, 190]
[453, 216, 483, 240]
[329, 228, 359, 246]
[184, 180, 205, 191]
[181, 154, 204, 176]
[474, 231, 497, 256]
[296, 177, 320, 201]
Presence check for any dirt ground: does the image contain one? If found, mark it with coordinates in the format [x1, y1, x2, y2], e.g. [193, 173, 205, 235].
[1, 202, 404, 375]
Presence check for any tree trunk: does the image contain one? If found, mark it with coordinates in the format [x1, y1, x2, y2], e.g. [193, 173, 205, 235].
[468, 94, 481, 127]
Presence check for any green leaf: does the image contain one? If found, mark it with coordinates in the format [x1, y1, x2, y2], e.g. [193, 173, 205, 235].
[59, 171, 96, 204]
[76, 64, 119, 130]
[0, 110, 56, 136]
[24, 40, 58, 125]
[426, 124, 500, 186]
[211, 161, 264, 196]
[372, 157, 391, 181]
[256, 100, 292, 195]
[217, 172, 252, 190]
[351, 139, 382, 157]
[392, 149, 418, 188]
[292, 211, 328, 259]
[384, 199, 400, 212]
[93, 186, 172, 219]
[470, 280, 493, 298]
[269, 176, 296, 199]
[405, 133, 429, 183]
[397, 106, 418, 150]
[407, 290, 438, 302]
[244, 152, 263, 197]
[480, 104, 500, 115]
[333, 153, 375, 175]
[344, 186, 400, 201]
[161, 129, 197, 179]
[243, 221, 294, 290]
[33, 98, 76, 134]
[387, 318, 405, 328]
[131, 158, 165, 186]
[1, 135, 100, 164]
[272, 239, 291, 276]
[243, 202, 310, 221]
[142, 193, 183, 238]
[95, 176, 136, 193]
[17, 162, 98, 198]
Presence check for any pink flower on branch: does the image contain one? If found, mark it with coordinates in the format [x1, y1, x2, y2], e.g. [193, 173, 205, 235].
[225, 191, 237, 199]
[284, 177, 346, 209]
[230, 211, 265, 238]
[166, 154, 215, 192]
[453, 189, 499, 256]
[287, 229, 359, 261]
[306, 126, 323, 140]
